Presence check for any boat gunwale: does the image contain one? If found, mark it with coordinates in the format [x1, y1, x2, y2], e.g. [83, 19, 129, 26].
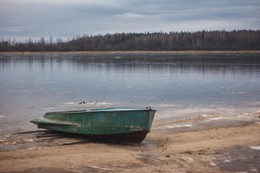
[44, 108, 156, 115]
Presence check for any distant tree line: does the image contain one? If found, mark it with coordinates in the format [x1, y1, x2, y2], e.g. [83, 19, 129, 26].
[1, 30, 260, 51]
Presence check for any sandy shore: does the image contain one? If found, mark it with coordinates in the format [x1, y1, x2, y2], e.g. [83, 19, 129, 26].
[0, 111, 260, 173]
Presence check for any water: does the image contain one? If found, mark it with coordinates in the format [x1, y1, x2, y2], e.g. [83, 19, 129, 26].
[0, 52, 260, 133]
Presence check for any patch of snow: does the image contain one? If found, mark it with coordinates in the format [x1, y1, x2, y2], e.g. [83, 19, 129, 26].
[209, 161, 216, 166]
[182, 157, 194, 163]
[64, 102, 78, 105]
[165, 123, 192, 129]
[206, 117, 224, 121]
[44, 107, 55, 111]
[224, 159, 231, 163]
[199, 114, 211, 118]
[26, 139, 34, 142]
[250, 146, 260, 150]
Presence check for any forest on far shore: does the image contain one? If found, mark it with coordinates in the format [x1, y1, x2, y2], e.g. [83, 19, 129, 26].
[0, 30, 260, 52]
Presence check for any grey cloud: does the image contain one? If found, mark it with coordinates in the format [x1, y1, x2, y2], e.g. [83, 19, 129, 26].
[0, 0, 259, 40]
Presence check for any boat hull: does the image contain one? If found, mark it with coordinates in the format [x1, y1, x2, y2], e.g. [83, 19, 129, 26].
[31, 108, 156, 143]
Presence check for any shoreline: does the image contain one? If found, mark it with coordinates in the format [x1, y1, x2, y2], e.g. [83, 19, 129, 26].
[1, 50, 260, 55]
[0, 109, 259, 173]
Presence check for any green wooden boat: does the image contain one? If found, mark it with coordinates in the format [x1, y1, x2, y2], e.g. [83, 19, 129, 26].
[31, 107, 156, 143]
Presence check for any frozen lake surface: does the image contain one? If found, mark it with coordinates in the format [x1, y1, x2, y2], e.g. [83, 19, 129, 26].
[0, 52, 260, 134]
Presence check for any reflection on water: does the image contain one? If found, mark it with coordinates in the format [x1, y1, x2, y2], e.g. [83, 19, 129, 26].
[1, 53, 260, 105]
[0, 52, 260, 132]
[1, 53, 260, 75]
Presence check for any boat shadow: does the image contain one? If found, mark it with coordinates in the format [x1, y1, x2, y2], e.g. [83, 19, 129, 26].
[34, 130, 146, 146]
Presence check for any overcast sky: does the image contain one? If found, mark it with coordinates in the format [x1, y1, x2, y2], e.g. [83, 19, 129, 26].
[1, 0, 260, 41]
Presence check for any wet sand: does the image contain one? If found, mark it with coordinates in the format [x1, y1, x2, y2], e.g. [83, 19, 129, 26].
[0, 111, 260, 173]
